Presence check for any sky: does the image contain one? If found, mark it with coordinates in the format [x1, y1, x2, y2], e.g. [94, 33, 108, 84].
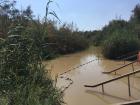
[16, 0, 140, 31]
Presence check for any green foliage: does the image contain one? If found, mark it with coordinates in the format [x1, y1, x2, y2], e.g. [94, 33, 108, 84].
[131, 4, 140, 23]
[26, 21, 89, 59]
[90, 31, 102, 46]
[0, 0, 64, 104]
[47, 33, 89, 55]
[82, 4, 140, 59]
[80, 20, 130, 47]
[130, 4, 140, 39]
[44, 23, 89, 55]
[0, 26, 63, 105]
[100, 20, 129, 41]
[101, 4, 140, 59]
[0, 0, 90, 60]
[102, 30, 140, 59]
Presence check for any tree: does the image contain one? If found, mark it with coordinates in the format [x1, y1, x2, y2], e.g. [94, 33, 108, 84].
[131, 4, 140, 23]
[130, 4, 140, 39]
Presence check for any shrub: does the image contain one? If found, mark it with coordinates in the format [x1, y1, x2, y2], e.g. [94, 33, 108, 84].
[47, 33, 89, 55]
[0, 26, 63, 105]
[102, 30, 140, 59]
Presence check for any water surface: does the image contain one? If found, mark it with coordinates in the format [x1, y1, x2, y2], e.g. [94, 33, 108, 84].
[44, 47, 140, 105]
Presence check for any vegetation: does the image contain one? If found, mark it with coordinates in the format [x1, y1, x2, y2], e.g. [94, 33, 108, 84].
[83, 4, 140, 59]
[28, 22, 89, 59]
[0, 27, 63, 105]
[1, 1, 140, 61]
[102, 30, 140, 59]
[46, 24, 89, 55]
[0, 1, 140, 104]
[0, 0, 90, 60]
[103, 4, 140, 59]
[0, 0, 64, 105]
[0, 0, 90, 104]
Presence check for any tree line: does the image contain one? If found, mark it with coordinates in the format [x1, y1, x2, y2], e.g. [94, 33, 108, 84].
[0, 0, 89, 60]
[83, 4, 140, 59]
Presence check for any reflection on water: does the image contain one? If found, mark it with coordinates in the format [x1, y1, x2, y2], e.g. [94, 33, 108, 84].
[44, 47, 140, 105]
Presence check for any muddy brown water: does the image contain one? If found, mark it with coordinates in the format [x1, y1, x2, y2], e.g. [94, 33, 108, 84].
[44, 47, 140, 105]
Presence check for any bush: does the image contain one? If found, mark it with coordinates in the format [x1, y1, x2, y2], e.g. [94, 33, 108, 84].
[0, 26, 63, 105]
[25, 21, 90, 59]
[47, 33, 89, 55]
[102, 30, 140, 59]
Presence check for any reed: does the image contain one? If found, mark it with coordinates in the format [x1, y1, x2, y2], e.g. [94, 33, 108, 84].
[0, 25, 63, 105]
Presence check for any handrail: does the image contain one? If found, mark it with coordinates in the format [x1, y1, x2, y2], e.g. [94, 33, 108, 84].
[85, 69, 140, 87]
[102, 60, 137, 74]
[116, 51, 139, 59]
[84, 69, 140, 96]
[116, 53, 137, 65]
[123, 54, 137, 60]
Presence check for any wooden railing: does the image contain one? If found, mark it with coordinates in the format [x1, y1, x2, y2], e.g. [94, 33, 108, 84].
[102, 60, 137, 74]
[123, 54, 137, 64]
[123, 54, 137, 60]
[116, 51, 138, 59]
[84, 69, 140, 96]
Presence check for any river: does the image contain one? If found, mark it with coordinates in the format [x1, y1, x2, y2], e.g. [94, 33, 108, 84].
[44, 47, 140, 105]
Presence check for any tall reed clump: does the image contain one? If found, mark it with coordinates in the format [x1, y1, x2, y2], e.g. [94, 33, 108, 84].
[46, 25, 89, 55]
[102, 30, 140, 59]
[0, 25, 63, 105]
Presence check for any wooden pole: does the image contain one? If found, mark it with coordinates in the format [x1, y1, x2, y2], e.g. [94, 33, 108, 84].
[128, 76, 131, 96]
[124, 60, 125, 64]
[115, 71, 117, 75]
[132, 63, 134, 72]
[102, 84, 104, 93]
[98, 55, 100, 64]
[55, 74, 58, 87]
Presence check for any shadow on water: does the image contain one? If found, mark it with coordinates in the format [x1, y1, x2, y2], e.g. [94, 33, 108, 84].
[85, 90, 132, 103]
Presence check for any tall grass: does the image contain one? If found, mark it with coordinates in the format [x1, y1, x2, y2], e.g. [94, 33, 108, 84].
[0, 25, 63, 105]
[102, 30, 140, 59]
[0, 1, 64, 104]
